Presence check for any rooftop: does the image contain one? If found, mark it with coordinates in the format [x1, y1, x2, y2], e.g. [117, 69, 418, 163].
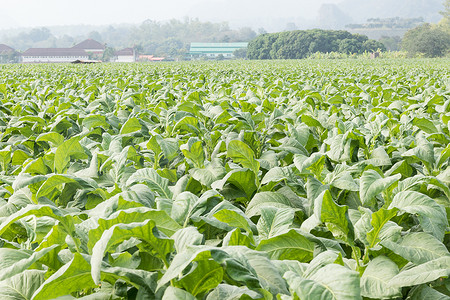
[72, 39, 105, 50]
[0, 44, 15, 54]
[116, 48, 134, 56]
[22, 48, 89, 56]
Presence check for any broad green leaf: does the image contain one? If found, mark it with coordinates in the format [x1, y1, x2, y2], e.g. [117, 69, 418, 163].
[120, 117, 141, 134]
[205, 284, 261, 300]
[189, 159, 227, 187]
[87, 207, 181, 251]
[162, 287, 195, 300]
[367, 207, 398, 248]
[0, 270, 45, 300]
[227, 140, 260, 175]
[36, 132, 64, 147]
[214, 209, 253, 235]
[172, 227, 204, 253]
[381, 232, 450, 265]
[246, 191, 301, 218]
[91, 219, 173, 284]
[54, 136, 87, 174]
[284, 264, 361, 300]
[126, 168, 173, 199]
[212, 168, 257, 199]
[32, 253, 96, 300]
[257, 207, 294, 239]
[360, 256, 401, 299]
[177, 259, 223, 296]
[181, 140, 205, 168]
[389, 256, 450, 288]
[389, 191, 448, 241]
[413, 117, 438, 134]
[316, 190, 353, 244]
[82, 115, 109, 130]
[407, 284, 450, 300]
[0, 246, 57, 281]
[359, 170, 400, 207]
[256, 229, 315, 262]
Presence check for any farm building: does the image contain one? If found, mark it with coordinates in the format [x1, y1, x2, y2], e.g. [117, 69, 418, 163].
[113, 48, 136, 62]
[72, 39, 105, 55]
[189, 42, 248, 58]
[0, 44, 17, 63]
[21, 48, 89, 63]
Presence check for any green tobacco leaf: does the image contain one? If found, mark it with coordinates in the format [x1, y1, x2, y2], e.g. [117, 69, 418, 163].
[177, 259, 223, 297]
[182, 140, 205, 168]
[0, 205, 76, 238]
[389, 191, 448, 241]
[172, 227, 204, 253]
[54, 136, 87, 174]
[213, 209, 253, 234]
[316, 190, 353, 244]
[284, 264, 361, 300]
[389, 256, 450, 288]
[246, 192, 300, 218]
[359, 170, 400, 207]
[82, 115, 109, 130]
[256, 229, 315, 262]
[205, 284, 261, 300]
[36, 174, 96, 200]
[36, 132, 64, 147]
[0, 270, 45, 300]
[227, 140, 260, 175]
[87, 207, 181, 251]
[360, 256, 401, 299]
[413, 117, 438, 134]
[223, 228, 253, 247]
[367, 207, 398, 248]
[126, 168, 173, 199]
[257, 207, 294, 239]
[407, 284, 450, 300]
[91, 220, 173, 284]
[32, 253, 96, 300]
[120, 117, 141, 134]
[381, 232, 450, 265]
[0, 247, 57, 281]
[189, 159, 226, 187]
[162, 287, 195, 300]
[212, 169, 257, 199]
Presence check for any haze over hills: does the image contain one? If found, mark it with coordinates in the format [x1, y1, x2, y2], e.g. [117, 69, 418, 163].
[0, 0, 445, 37]
[338, 0, 443, 23]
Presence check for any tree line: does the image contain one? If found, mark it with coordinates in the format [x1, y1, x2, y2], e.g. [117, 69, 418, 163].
[247, 29, 386, 60]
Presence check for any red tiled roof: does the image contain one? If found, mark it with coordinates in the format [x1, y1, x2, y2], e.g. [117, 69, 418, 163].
[115, 48, 134, 56]
[72, 39, 105, 50]
[22, 48, 88, 56]
[0, 44, 15, 53]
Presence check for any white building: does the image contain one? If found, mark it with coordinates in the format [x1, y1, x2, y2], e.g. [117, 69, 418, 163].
[21, 48, 89, 63]
[114, 48, 136, 62]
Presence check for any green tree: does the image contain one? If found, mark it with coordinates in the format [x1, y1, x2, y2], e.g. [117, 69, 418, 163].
[402, 23, 450, 57]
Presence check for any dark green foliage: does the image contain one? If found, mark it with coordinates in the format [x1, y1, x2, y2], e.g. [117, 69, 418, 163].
[247, 29, 386, 59]
[402, 23, 450, 57]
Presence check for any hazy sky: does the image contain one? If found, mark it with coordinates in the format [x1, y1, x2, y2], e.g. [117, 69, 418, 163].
[0, 0, 342, 30]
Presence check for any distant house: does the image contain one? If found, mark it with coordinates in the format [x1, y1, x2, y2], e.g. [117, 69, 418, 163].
[113, 48, 136, 62]
[72, 39, 105, 55]
[189, 42, 248, 59]
[0, 44, 18, 63]
[21, 48, 89, 63]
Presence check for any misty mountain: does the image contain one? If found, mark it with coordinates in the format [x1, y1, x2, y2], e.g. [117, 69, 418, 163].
[338, 0, 443, 23]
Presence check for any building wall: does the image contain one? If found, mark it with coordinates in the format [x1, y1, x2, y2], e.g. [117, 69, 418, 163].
[116, 55, 135, 63]
[22, 56, 89, 63]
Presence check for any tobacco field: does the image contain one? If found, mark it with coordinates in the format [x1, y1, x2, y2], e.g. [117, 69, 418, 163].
[0, 60, 449, 299]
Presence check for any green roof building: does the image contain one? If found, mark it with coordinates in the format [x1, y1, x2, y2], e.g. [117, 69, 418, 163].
[189, 42, 248, 59]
